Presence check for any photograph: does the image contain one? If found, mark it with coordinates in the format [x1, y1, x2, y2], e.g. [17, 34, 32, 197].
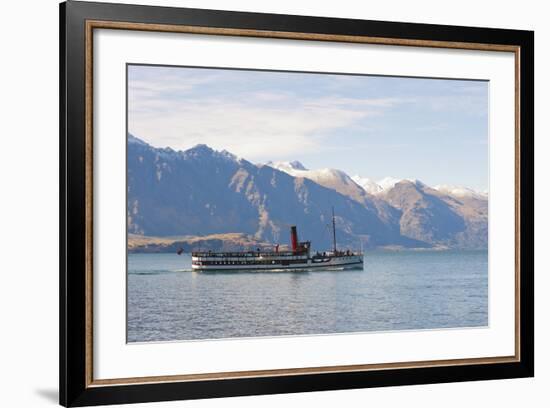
[126, 64, 489, 343]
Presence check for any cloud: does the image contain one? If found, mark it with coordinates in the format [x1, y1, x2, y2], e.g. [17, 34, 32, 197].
[128, 93, 383, 160]
[127, 71, 404, 160]
[127, 66, 487, 163]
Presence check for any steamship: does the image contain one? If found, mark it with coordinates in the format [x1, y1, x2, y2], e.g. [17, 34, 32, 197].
[191, 209, 364, 271]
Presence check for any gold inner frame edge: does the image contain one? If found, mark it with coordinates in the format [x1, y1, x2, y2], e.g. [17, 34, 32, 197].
[84, 19, 522, 388]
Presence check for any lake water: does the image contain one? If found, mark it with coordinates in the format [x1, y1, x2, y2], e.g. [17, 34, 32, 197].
[127, 251, 488, 342]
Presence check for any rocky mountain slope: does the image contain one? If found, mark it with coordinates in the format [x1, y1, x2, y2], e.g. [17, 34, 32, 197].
[128, 135, 487, 251]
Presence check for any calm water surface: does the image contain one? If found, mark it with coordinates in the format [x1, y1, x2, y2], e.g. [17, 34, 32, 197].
[127, 251, 488, 342]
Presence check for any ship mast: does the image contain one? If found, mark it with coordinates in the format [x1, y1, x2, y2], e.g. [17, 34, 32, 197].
[332, 206, 337, 253]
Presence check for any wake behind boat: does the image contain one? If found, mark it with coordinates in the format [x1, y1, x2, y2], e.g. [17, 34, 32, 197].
[191, 209, 364, 271]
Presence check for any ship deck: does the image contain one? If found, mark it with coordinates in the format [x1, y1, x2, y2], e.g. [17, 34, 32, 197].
[191, 250, 303, 258]
[191, 250, 364, 270]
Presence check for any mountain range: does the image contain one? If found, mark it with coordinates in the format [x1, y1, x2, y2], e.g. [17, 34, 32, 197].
[127, 135, 488, 251]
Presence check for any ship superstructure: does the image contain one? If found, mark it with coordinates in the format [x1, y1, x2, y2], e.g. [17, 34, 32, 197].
[191, 209, 364, 271]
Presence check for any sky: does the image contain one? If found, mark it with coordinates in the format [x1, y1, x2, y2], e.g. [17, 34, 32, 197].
[128, 64, 489, 191]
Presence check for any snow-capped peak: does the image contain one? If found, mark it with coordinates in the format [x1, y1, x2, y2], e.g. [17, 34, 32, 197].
[180, 144, 246, 163]
[377, 176, 403, 191]
[433, 184, 487, 198]
[270, 161, 358, 186]
[288, 160, 307, 170]
[351, 175, 383, 195]
[350, 176, 426, 195]
[267, 161, 346, 181]
[267, 162, 370, 202]
[266, 160, 308, 172]
[267, 160, 486, 200]
[378, 177, 425, 191]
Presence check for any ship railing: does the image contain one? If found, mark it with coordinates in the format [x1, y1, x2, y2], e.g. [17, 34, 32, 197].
[191, 250, 363, 259]
[314, 250, 364, 257]
[191, 256, 308, 263]
[191, 250, 307, 258]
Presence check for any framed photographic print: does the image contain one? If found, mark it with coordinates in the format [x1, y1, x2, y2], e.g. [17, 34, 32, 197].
[59, 1, 534, 406]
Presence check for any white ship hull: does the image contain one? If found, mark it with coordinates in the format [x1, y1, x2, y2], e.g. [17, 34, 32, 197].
[191, 253, 363, 271]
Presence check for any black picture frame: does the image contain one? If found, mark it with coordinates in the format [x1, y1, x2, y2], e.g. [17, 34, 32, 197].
[60, 1, 534, 406]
